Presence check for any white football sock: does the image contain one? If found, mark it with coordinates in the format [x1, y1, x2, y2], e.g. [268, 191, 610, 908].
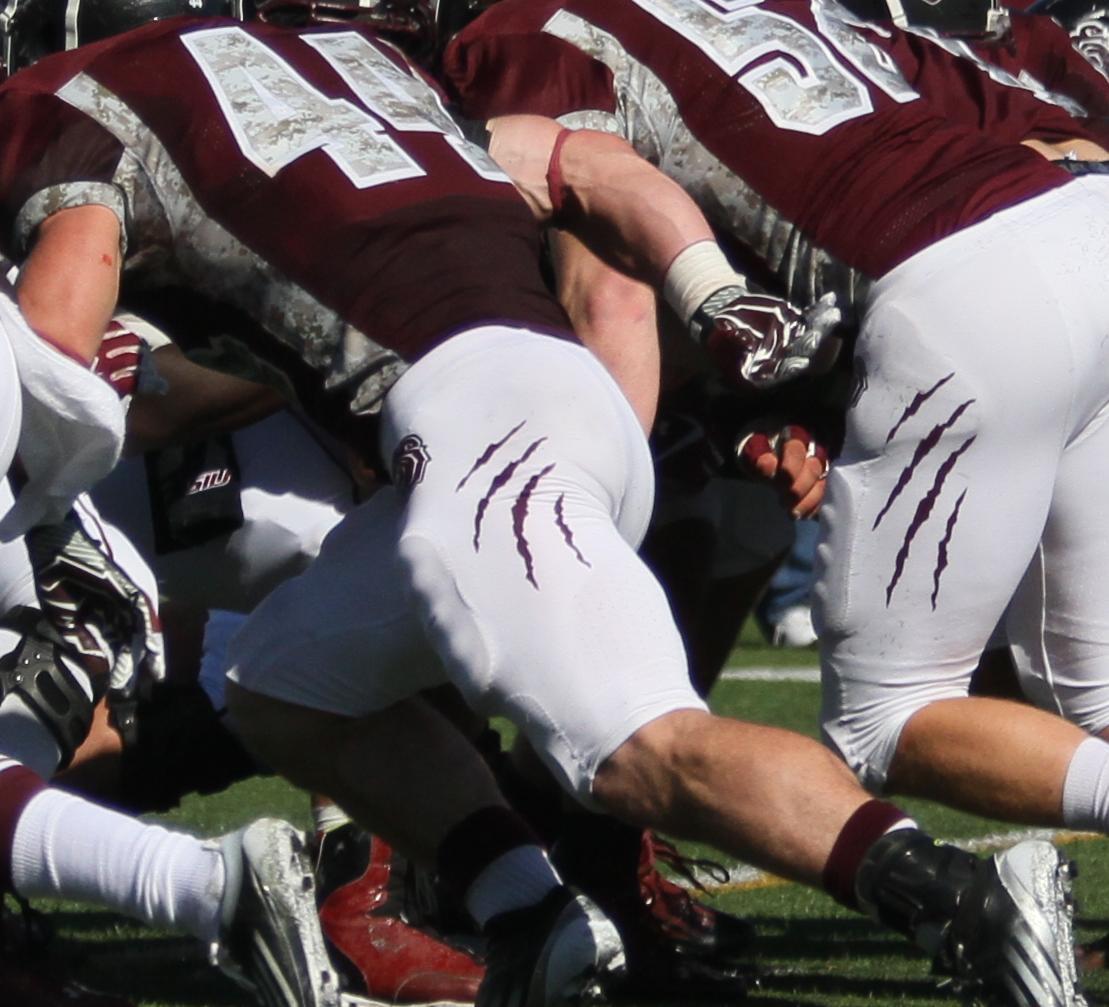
[1062, 736, 1109, 832]
[465, 843, 561, 928]
[10, 787, 226, 942]
[0, 691, 64, 778]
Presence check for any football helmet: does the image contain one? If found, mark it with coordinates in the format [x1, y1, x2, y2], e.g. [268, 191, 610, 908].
[253, 0, 498, 64]
[838, 0, 1011, 39]
[0, 0, 250, 75]
[254, 0, 437, 62]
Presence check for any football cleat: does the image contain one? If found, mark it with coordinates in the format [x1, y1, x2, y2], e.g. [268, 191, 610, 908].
[938, 840, 1084, 1006]
[212, 817, 341, 1007]
[551, 817, 754, 966]
[314, 823, 484, 1007]
[0, 886, 134, 1005]
[478, 887, 626, 1007]
[858, 830, 1084, 1006]
[636, 832, 754, 961]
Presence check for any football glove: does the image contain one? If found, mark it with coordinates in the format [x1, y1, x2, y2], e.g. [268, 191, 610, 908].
[691, 288, 841, 390]
[25, 513, 164, 693]
[735, 422, 829, 479]
[90, 314, 169, 404]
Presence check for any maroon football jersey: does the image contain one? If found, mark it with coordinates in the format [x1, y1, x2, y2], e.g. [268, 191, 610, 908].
[840, 13, 1097, 143]
[444, 0, 1071, 316]
[0, 16, 569, 427]
[972, 12, 1109, 145]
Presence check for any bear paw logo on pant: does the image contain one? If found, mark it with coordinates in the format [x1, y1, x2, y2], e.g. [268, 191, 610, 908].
[392, 434, 431, 493]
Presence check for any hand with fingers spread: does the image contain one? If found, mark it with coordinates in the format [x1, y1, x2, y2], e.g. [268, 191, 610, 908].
[692, 288, 842, 390]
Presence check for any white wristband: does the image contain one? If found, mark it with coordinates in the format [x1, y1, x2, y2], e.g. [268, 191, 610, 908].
[661, 240, 747, 327]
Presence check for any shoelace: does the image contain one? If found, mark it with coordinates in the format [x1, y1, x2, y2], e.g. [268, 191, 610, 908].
[643, 834, 731, 893]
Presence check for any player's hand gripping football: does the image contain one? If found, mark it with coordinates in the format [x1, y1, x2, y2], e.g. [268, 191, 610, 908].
[692, 287, 842, 390]
[25, 513, 165, 693]
[736, 422, 829, 518]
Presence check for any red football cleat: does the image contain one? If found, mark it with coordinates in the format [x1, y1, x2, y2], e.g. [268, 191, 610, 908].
[314, 824, 484, 1007]
[637, 831, 754, 960]
[551, 820, 752, 999]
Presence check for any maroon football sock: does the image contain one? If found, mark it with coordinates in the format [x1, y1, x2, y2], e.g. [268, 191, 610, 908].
[0, 763, 47, 892]
[821, 799, 913, 909]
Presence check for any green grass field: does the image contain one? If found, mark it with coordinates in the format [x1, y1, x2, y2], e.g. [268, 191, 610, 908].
[17, 628, 1109, 1006]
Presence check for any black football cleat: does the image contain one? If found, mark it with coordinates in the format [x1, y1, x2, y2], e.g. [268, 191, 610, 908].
[858, 830, 1084, 1006]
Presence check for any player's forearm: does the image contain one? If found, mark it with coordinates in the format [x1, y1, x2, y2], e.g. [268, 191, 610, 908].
[124, 345, 286, 454]
[18, 204, 122, 364]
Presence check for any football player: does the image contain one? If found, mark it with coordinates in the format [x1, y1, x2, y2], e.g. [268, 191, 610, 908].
[0, 4, 1082, 1005]
[439, 0, 1109, 966]
[0, 302, 340, 1006]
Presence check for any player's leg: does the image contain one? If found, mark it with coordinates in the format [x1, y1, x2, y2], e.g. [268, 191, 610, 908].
[1002, 397, 1109, 830]
[0, 330, 20, 478]
[226, 483, 623, 1007]
[381, 325, 1079, 1004]
[818, 177, 1109, 817]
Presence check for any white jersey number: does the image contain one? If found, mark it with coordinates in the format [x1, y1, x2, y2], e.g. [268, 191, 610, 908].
[184, 26, 508, 187]
[629, 0, 919, 135]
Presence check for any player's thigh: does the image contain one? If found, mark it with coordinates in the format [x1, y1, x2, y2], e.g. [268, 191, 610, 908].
[383, 326, 703, 803]
[0, 333, 19, 477]
[817, 228, 1081, 787]
[1007, 403, 1109, 733]
[226, 487, 444, 717]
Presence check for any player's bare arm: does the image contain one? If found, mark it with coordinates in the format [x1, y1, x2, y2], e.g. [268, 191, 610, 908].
[124, 344, 287, 455]
[17, 204, 122, 364]
[490, 115, 841, 390]
[488, 113, 717, 282]
[550, 228, 661, 433]
[552, 229, 829, 516]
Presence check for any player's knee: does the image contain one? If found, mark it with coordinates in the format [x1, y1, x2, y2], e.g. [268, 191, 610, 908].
[592, 708, 715, 825]
[821, 692, 929, 793]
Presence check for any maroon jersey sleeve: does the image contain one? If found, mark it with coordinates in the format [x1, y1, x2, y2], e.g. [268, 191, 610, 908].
[0, 87, 128, 255]
[443, 13, 616, 121]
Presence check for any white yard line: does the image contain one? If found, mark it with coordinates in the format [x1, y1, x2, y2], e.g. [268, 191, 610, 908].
[720, 666, 820, 682]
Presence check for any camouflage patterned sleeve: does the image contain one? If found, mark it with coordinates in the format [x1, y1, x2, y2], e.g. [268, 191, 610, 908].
[0, 88, 127, 256]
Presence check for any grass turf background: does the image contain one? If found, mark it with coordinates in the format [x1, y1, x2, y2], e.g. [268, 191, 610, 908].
[16, 627, 1109, 1006]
